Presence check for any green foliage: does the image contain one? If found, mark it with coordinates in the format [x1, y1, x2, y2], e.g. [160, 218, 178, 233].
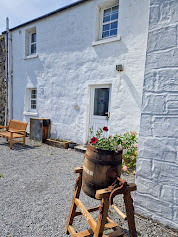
[0, 175, 4, 178]
[89, 128, 138, 172]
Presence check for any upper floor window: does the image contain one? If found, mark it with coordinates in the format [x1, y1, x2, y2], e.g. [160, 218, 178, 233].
[25, 27, 37, 56]
[30, 32, 36, 54]
[102, 5, 118, 39]
[92, 0, 120, 46]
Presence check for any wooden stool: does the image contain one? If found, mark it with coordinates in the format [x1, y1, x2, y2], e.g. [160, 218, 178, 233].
[65, 167, 137, 237]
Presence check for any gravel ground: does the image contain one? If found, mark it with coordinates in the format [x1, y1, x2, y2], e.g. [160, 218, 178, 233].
[0, 137, 177, 237]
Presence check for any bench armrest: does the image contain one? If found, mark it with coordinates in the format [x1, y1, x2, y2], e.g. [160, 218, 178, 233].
[0, 126, 8, 129]
[9, 130, 26, 133]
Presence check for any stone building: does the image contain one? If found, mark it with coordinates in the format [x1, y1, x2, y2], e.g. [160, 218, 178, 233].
[135, 0, 178, 230]
[5, 0, 149, 144]
[0, 35, 6, 125]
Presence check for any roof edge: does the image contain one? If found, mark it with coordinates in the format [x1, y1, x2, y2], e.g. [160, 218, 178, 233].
[2, 0, 90, 34]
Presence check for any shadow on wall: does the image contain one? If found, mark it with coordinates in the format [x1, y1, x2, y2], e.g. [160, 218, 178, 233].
[93, 40, 128, 59]
[121, 74, 142, 109]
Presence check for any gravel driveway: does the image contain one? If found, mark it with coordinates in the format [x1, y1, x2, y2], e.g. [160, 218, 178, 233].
[0, 138, 177, 237]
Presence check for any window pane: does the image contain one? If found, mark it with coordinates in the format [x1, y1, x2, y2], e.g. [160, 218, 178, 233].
[103, 15, 110, 23]
[111, 21, 118, 29]
[94, 88, 109, 116]
[102, 31, 109, 38]
[112, 6, 118, 14]
[111, 13, 118, 21]
[31, 89, 36, 99]
[31, 33, 36, 43]
[31, 44, 36, 54]
[31, 100, 36, 109]
[104, 8, 111, 16]
[110, 29, 117, 36]
[103, 24, 110, 31]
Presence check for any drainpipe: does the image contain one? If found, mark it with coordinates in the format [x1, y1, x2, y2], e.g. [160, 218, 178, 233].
[5, 17, 9, 125]
[7, 18, 13, 120]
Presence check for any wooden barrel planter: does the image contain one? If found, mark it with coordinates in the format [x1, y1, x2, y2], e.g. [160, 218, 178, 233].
[82, 143, 122, 198]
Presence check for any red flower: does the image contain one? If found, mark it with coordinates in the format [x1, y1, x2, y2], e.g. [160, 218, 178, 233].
[91, 137, 97, 144]
[103, 126, 108, 132]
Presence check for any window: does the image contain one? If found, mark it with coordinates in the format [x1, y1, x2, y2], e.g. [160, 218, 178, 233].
[24, 88, 38, 116]
[102, 5, 118, 39]
[30, 32, 36, 54]
[92, 0, 120, 46]
[25, 27, 37, 56]
[30, 89, 37, 110]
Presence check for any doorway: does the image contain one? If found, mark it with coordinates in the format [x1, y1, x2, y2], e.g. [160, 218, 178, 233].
[89, 85, 111, 138]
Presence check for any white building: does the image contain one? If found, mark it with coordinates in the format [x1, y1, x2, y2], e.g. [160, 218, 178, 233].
[6, 0, 149, 144]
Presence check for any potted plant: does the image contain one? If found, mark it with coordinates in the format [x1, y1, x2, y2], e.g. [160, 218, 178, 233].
[82, 127, 138, 198]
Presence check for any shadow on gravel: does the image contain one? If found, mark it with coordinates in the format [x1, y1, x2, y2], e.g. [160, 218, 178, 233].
[0, 142, 40, 151]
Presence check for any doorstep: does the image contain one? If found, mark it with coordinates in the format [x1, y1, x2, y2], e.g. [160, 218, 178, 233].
[74, 144, 87, 153]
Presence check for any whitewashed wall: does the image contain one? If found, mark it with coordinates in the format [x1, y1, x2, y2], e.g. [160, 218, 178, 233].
[11, 0, 149, 144]
[135, 0, 178, 230]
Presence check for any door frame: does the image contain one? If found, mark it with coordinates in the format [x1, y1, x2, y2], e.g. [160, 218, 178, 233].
[86, 84, 112, 142]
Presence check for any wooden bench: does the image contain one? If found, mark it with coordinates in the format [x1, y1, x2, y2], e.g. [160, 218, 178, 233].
[0, 120, 28, 149]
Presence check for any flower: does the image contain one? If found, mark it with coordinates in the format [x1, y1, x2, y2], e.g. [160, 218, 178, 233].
[91, 137, 97, 144]
[103, 126, 108, 132]
[132, 132, 136, 136]
[124, 141, 127, 144]
[135, 144, 138, 148]
[122, 165, 127, 172]
[135, 150, 138, 155]
[131, 155, 135, 159]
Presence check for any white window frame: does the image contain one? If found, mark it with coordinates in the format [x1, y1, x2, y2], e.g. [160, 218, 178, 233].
[92, 0, 121, 46]
[29, 32, 36, 55]
[25, 26, 37, 57]
[29, 88, 37, 112]
[100, 4, 119, 40]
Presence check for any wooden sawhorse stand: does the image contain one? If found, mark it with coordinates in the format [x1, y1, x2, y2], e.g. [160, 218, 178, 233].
[66, 167, 137, 237]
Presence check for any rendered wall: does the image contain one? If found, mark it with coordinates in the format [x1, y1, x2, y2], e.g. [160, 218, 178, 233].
[0, 35, 6, 125]
[135, 0, 178, 229]
[11, 0, 149, 144]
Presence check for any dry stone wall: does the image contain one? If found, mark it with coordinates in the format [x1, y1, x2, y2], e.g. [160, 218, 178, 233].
[0, 35, 6, 125]
[135, 0, 178, 230]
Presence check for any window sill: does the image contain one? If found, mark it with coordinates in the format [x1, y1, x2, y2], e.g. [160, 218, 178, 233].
[24, 53, 38, 60]
[92, 35, 121, 46]
[23, 111, 38, 116]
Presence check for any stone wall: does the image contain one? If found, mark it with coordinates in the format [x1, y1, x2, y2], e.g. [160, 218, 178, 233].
[135, 0, 178, 230]
[0, 35, 6, 125]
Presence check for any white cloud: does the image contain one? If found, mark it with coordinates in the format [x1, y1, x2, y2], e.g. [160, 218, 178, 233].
[0, 0, 78, 33]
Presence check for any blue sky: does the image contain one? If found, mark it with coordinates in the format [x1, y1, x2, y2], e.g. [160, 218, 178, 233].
[0, 0, 78, 34]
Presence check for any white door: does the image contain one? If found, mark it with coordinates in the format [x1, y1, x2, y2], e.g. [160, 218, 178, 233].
[89, 86, 111, 137]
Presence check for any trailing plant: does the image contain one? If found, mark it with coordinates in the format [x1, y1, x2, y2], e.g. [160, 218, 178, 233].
[89, 127, 138, 172]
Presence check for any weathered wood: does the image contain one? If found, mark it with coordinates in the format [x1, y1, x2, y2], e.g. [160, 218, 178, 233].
[65, 173, 82, 234]
[66, 168, 137, 237]
[94, 198, 110, 237]
[95, 183, 137, 200]
[111, 204, 127, 220]
[74, 205, 100, 217]
[75, 222, 118, 237]
[123, 191, 137, 237]
[82, 143, 122, 198]
[75, 198, 96, 231]
[68, 225, 77, 237]
[0, 120, 27, 149]
[73, 167, 83, 174]
[103, 226, 126, 237]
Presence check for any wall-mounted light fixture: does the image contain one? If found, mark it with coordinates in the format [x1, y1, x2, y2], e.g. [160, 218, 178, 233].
[116, 64, 124, 71]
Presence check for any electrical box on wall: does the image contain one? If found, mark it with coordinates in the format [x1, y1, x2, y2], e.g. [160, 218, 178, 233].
[116, 65, 124, 71]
